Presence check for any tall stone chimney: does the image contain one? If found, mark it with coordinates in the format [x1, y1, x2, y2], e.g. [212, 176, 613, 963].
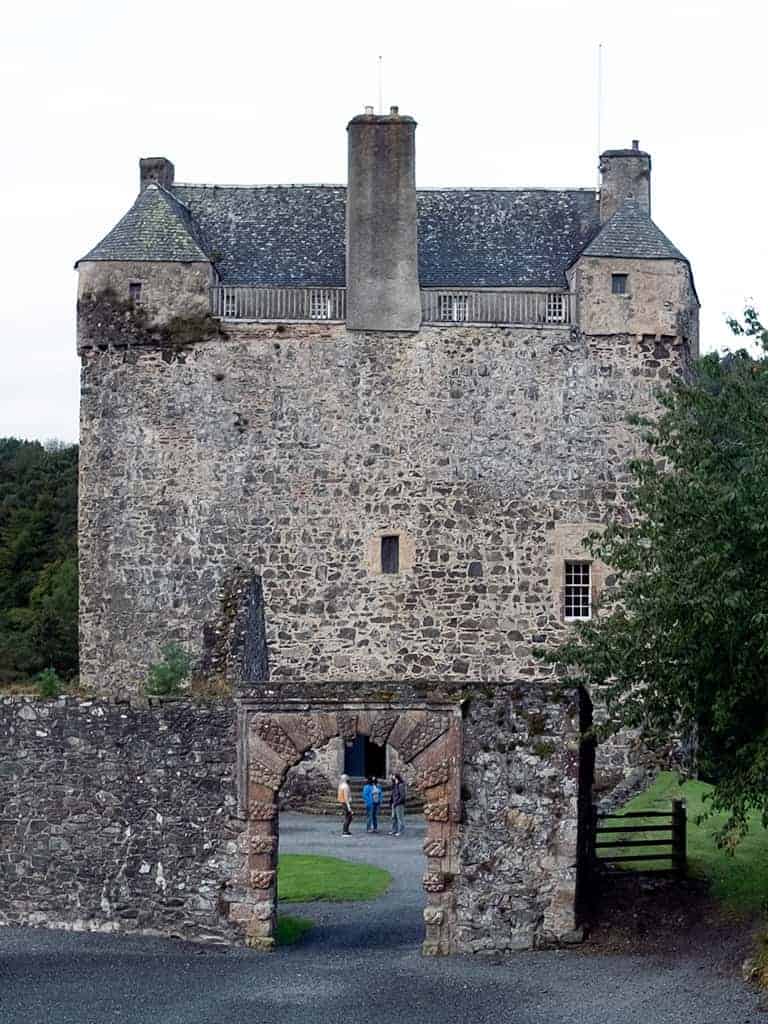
[599, 141, 651, 222]
[140, 157, 175, 192]
[346, 107, 421, 332]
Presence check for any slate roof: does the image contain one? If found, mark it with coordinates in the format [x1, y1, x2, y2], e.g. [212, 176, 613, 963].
[581, 200, 687, 261]
[78, 183, 690, 287]
[79, 184, 208, 264]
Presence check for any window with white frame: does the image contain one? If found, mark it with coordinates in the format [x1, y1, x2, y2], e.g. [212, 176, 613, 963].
[309, 290, 332, 320]
[222, 288, 238, 317]
[564, 561, 591, 620]
[545, 292, 567, 323]
[437, 293, 468, 322]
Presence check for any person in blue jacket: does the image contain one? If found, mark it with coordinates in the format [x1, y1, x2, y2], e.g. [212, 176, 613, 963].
[362, 776, 382, 833]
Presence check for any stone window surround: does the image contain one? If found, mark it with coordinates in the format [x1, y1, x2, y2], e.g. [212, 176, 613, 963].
[366, 528, 416, 576]
[231, 698, 463, 955]
[551, 523, 609, 621]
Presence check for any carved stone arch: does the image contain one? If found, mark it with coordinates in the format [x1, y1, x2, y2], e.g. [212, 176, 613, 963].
[229, 699, 463, 954]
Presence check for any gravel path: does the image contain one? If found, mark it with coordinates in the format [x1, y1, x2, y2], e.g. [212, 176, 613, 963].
[1, 812, 764, 1024]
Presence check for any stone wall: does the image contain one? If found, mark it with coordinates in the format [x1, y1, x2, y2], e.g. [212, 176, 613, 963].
[78, 320, 689, 697]
[0, 697, 244, 943]
[0, 689, 585, 953]
[570, 256, 699, 353]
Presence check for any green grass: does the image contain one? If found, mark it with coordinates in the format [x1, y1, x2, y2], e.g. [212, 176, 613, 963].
[611, 771, 768, 913]
[277, 854, 391, 903]
[275, 914, 314, 946]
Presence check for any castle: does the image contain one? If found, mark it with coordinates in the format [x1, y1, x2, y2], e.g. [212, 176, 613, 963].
[67, 108, 698, 952]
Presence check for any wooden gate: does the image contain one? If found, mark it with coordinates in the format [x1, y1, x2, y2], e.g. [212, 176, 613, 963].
[587, 799, 687, 878]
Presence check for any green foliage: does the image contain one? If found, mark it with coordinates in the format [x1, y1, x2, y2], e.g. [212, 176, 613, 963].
[35, 667, 65, 699]
[144, 643, 193, 696]
[275, 915, 313, 946]
[617, 773, 768, 913]
[277, 854, 391, 902]
[0, 438, 78, 684]
[543, 308, 768, 848]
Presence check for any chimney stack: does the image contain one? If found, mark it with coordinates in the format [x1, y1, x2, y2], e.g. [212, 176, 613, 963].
[140, 157, 175, 193]
[346, 108, 421, 332]
[599, 143, 651, 223]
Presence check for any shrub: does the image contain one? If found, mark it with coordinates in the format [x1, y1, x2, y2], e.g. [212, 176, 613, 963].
[145, 643, 193, 697]
[35, 667, 65, 698]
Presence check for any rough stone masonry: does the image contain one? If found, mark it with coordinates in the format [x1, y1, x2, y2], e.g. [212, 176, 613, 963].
[31, 108, 701, 952]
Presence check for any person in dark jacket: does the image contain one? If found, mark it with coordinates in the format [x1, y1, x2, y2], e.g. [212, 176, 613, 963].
[388, 773, 406, 836]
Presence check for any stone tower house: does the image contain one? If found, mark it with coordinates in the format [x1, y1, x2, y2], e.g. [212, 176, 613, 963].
[74, 110, 698, 952]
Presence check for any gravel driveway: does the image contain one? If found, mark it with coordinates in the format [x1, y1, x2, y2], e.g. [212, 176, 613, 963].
[1, 812, 764, 1024]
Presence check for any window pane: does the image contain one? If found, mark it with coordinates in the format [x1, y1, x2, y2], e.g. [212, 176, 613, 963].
[611, 274, 628, 295]
[381, 535, 400, 574]
[564, 560, 591, 619]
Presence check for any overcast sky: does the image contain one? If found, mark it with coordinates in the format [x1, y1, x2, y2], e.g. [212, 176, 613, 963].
[1, 0, 765, 444]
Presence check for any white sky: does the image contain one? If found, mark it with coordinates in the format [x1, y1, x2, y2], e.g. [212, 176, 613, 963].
[1, 0, 765, 443]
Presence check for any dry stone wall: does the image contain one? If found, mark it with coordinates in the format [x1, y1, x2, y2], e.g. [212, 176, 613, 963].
[0, 697, 243, 942]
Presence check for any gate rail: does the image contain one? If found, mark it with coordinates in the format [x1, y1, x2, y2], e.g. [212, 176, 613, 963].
[587, 798, 687, 877]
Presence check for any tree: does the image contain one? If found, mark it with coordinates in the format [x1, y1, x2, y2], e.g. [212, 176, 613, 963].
[0, 439, 78, 683]
[546, 308, 768, 846]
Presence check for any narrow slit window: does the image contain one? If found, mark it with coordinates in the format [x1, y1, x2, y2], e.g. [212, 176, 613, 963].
[564, 561, 591, 620]
[128, 282, 142, 303]
[611, 273, 628, 295]
[381, 535, 400, 574]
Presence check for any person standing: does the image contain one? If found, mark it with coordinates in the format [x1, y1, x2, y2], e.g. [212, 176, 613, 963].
[389, 773, 406, 836]
[338, 773, 353, 836]
[371, 776, 382, 833]
[362, 776, 375, 833]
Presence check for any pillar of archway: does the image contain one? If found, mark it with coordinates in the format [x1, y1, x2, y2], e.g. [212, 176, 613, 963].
[229, 699, 463, 954]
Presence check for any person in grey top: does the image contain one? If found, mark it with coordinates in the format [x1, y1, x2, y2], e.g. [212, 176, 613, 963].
[388, 773, 406, 836]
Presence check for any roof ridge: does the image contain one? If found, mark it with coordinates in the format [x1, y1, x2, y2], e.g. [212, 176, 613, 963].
[173, 182, 597, 195]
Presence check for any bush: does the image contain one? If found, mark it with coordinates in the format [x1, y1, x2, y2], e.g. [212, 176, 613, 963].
[144, 643, 193, 697]
[35, 667, 65, 698]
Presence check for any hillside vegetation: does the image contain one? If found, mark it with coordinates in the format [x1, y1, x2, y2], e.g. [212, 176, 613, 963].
[0, 438, 78, 685]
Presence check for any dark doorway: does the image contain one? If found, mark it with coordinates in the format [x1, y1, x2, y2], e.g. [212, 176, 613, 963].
[344, 735, 386, 777]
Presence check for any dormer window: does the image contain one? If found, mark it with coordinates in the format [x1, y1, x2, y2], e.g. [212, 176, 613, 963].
[222, 288, 238, 317]
[437, 293, 468, 322]
[309, 290, 332, 320]
[545, 293, 567, 323]
[611, 273, 628, 295]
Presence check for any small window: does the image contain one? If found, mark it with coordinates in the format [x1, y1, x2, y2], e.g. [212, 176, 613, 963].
[564, 561, 591, 620]
[545, 293, 567, 323]
[437, 293, 468, 322]
[309, 290, 332, 320]
[128, 282, 142, 302]
[381, 535, 400, 574]
[222, 288, 238, 317]
[611, 274, 628, 295]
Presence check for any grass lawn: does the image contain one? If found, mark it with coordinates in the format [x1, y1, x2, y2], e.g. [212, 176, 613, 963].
[278, 854, 391, 903]
[612, 771, 768, 913]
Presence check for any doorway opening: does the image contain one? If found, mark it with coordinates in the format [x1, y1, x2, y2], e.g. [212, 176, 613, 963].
[344, 734, 387, 778]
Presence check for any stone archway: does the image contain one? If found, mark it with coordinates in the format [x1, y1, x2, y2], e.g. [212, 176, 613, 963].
[229, 699, 462, 954]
